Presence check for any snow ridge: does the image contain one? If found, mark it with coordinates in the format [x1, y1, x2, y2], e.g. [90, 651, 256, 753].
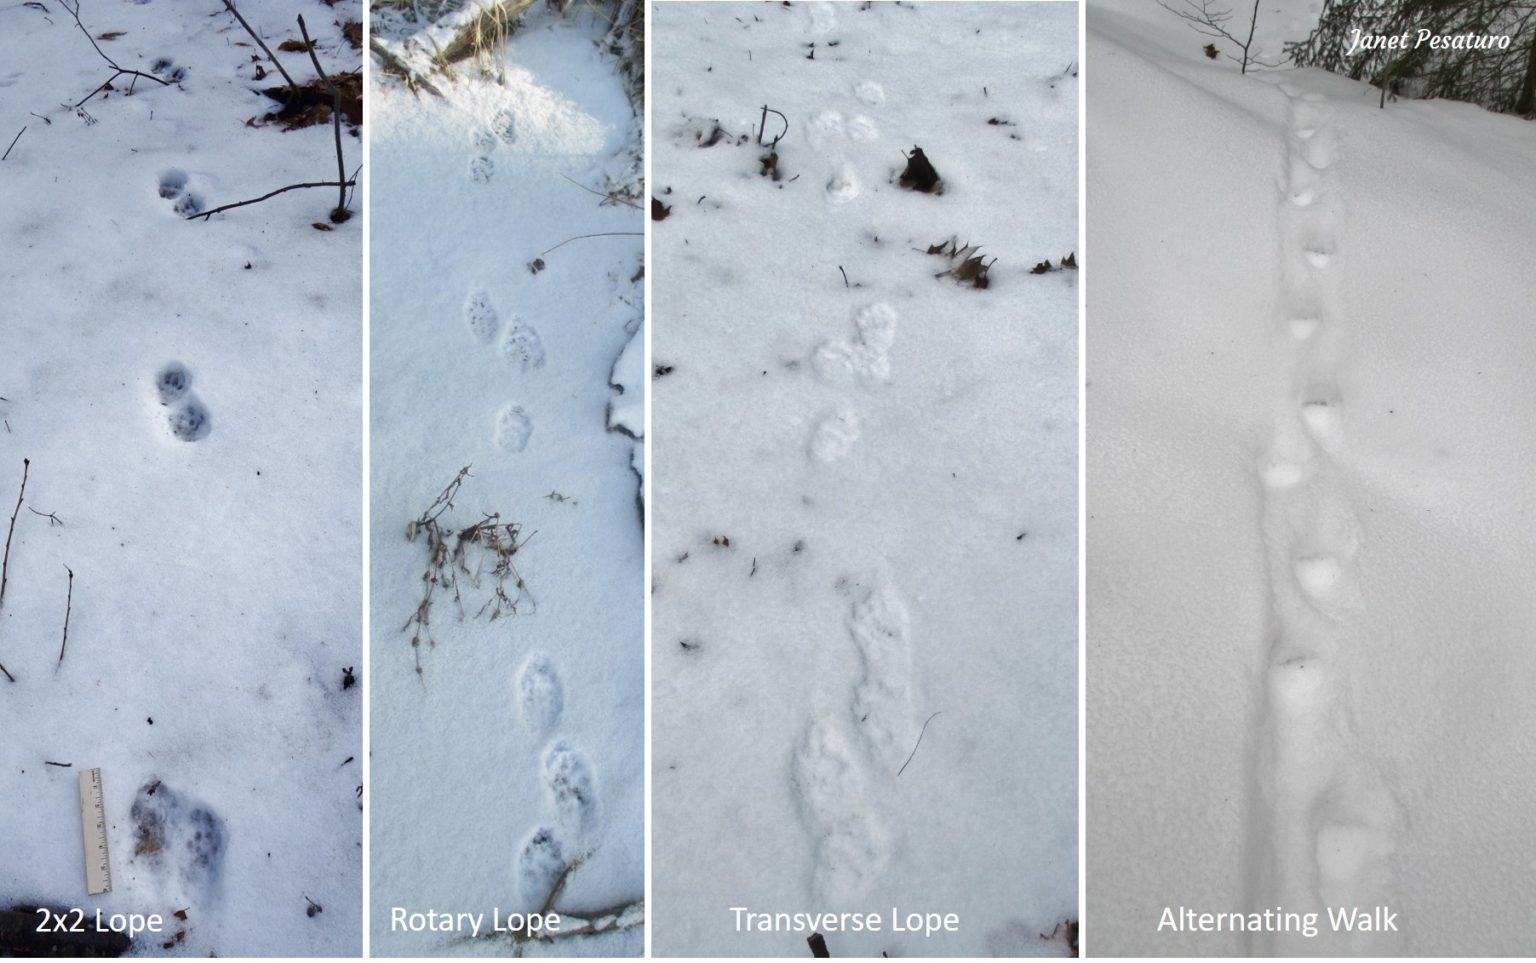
[1251, 84, 1400, 955]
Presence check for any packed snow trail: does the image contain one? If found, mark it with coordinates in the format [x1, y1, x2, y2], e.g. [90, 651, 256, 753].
[1252, 83, 1400, 955]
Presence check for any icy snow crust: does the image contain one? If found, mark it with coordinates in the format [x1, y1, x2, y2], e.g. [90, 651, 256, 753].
[651, 2, 1079, 957]
[0, 0, 363, 955]
[368, 8, 643, 958]
[1087, 0, 1536, 956]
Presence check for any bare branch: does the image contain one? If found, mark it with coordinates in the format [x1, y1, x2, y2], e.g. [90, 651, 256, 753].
[56, 565, 73, 667]
[2, 127, 24, 162]
[1, 458, 29, 612]
[60, 0, 171, 107]
[184, 180, 355, 221]
[297, 15, 351, 222]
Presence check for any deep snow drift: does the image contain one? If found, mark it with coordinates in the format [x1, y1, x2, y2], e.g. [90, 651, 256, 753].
[367, 4, 643, 957]
[650, 2, 1079, 957]
[0, 0, 363, 956]
[1086, 0, 1536, 955]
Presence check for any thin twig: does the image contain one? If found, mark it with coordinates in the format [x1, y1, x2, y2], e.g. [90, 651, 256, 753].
[0, 663, 12, 683]
[28, 507, 62, 526]
[1, 458, 29, 611]
[221, 0, 298, 89]
[561, 173, 641, 209]
[56, 565, 73, 667]
[184, 180, 354, 221]
[539, 232, 642, 257]
[838, 265, 849, 288]
[45, 760, 72, 768]
[2, 127, 24, 162]
[897, 711, 943, 777]
[297, 15, 349, 221]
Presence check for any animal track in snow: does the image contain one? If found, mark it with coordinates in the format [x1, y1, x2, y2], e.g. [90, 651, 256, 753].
[157, 169, 187, 199]
[542, 740, 597, 836]
[469, 155, 494, 184]
[172, 192, 204, 217]
[517, 654, 563, 733]
[490, 108, 518, 144]
[153, 363, 210, 441]
[825, 163, 859, 203]
[792, 716, 890, 904]
[494, 404, 533, 452]
[807, 1, 837, 34]
[167, 400, 211, 441]
[1295, 556, 1343, 598]
[516, 826, 567, 910]
[847, 582, 916, 771]
[1304, 247, 1333, 268]
[810, 410, 861, 463]
[1290, 316, 1322, 340]
[129, 780, 226, 904]
[500, 319, 546, 371]
[156, 362, 192, 405]
[464, 290, 501, 343]
[812, 303, 898, 386]
[150, 58, 187, 83]
[471, 128, 498, 153]
[845, 115, 878, 142]
[1301, 399, 1345, 451]
[854, 80, 885, 106]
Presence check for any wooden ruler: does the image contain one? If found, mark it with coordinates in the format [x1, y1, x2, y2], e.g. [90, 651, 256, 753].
[78, 768, 112, 896]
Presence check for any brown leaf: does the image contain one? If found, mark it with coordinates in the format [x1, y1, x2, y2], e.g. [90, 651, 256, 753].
[96, 31, 125, 41]
[899, 146, 942, 194]
[651, 197, 671, 221]
[312, 223, 333, 231]
[277, 39, 313, 52]
[342, 21, 362, 49]
[1204, 43, 1219, 59]
[1062, 252, 1078, 270]
[1030, 260, 1052, 274]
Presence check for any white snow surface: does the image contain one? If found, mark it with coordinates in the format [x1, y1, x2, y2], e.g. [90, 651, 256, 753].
[0, 0, 362, 955]
[1087, 0, 1536, 956]
[368, 8, 642, 957]
[651, 2, 1078, 957]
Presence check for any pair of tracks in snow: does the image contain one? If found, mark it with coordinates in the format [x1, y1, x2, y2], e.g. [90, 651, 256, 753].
[1250, 85, 1399, 954]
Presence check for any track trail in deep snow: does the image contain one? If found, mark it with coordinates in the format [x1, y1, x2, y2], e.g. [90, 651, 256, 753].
[1251, 85, 1400, 954]
[781, 0, 924, 909]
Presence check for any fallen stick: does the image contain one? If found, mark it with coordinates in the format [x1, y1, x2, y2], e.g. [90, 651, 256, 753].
[57, 565, 73, 666]
[185, 179, 355, 221]
[2, 126, 24, 162]
[1, 458, 28, 610]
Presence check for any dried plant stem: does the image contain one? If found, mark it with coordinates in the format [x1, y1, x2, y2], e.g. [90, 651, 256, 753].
[1, 458, 28, 612]
[57, 566, 74, 667]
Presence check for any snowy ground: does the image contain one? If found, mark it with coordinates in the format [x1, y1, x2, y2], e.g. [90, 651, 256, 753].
[367, 4, 643, 957]
[0, 0, 362, 956]
[1086, 0, 1536, 955]
[650, 2, 1079, 957]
